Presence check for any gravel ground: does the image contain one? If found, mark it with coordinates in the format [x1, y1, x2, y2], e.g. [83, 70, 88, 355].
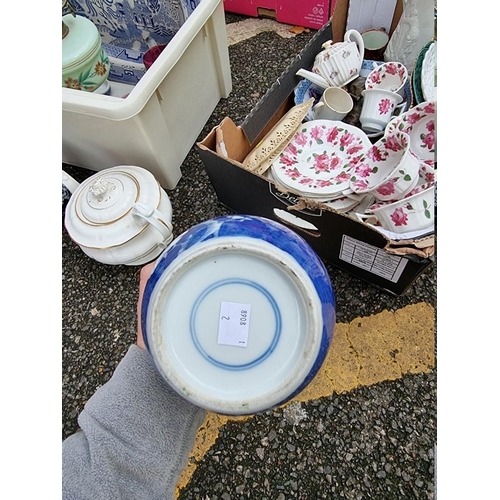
[62, 12, 437, 499]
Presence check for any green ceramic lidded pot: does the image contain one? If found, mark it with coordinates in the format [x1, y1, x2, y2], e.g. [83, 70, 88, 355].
[62, 10, 110, 92]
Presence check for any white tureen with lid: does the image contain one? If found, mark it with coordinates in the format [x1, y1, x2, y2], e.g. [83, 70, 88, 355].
[64, 165, 173, 266]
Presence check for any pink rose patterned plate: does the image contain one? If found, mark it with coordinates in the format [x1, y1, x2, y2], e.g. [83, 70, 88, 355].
[270, 120, 371, 197]
[385, 101, 436, 167]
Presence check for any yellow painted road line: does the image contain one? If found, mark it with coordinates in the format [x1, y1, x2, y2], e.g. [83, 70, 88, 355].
[175, 302, 435, 496]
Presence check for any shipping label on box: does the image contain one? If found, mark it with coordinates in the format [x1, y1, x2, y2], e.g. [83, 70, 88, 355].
[339, 235, 408, 283]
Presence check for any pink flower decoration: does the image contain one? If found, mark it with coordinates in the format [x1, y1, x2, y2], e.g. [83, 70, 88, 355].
[329, 156, 341, 170]
[352, 179, 369, 190]
[386, 64, 398, 75]
[371, 72, 382, 84]
[384, 134, 404, 152]
[423, 102, 435, 114]
[422, 131, 435, 150]
[378, 98, 394, 115]
[280, 155, 296, 167]
[367, 146, 383, 162]
[350, 154, 364, 166]
[354, 163, 373, 178]
[299, 176, 314, 185]
[340, 132, 355, 148]
[285, 143, 298, 156]
[326, 127, 339, 143]
[346, 144, 364, 155]
[425, 171, 435, 183]
[407, 112, 423, 126]
[310, 126, 324, 141]
[285, 167, 300, 178]
[390, 207, 408, 227]
[313, 154, 330, 172]
[335, 171, 351, 183]
[295, 132, 308, 146]
[317, 179, 333, 188]
[377, 179, 396, 196]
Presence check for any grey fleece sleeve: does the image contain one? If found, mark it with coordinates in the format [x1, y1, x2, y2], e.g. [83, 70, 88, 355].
[62, 345, 206, 500]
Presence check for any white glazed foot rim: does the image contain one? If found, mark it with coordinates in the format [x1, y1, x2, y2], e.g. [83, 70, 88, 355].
[141, 215, 336, 415]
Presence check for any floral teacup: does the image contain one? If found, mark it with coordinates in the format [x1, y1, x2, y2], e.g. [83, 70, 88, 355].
[367, 182, 435, 233]
[365, 61, 408, 97]
[360, 88, 405, 133]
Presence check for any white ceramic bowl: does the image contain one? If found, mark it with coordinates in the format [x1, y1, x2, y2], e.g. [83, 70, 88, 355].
[365, 61, 408, 97]
[141, 215, 336, 415]
[368, 182, 435, 233]
[349, 131, 420, 200]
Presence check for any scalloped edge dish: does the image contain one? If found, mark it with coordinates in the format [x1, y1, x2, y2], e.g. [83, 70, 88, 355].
[421, 41, 436, 102]
[271, 120, 372, 197]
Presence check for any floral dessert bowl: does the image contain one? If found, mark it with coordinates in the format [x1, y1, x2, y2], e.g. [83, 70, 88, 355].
[385, 101, 436, 167]
[348, 131, 420, 201]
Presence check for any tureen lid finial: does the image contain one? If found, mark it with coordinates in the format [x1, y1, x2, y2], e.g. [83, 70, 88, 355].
[89, 177, 110, 198]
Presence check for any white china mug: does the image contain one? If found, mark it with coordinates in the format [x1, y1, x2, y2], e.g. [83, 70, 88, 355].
[359, 88, 405, 133]
[313, 87, 353, 121]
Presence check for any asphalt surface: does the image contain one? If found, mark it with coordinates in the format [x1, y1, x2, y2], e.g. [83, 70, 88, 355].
[62, 12, 437, 499]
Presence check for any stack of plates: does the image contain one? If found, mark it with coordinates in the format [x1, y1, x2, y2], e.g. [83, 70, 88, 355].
[270, 120, 372, 202]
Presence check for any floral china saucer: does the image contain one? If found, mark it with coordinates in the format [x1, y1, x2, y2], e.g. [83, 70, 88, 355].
[385, 101, 436, 167]
[271, 120, 371, 197]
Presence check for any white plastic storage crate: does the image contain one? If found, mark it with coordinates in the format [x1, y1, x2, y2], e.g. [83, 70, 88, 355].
[62, 0, 232, 189]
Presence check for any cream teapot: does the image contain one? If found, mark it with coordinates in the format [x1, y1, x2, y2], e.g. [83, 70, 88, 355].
[312, 29, 365, 87]
[63, 165, 173, 266]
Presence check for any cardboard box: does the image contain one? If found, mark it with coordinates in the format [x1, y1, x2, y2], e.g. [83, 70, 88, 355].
[196, 14, 435, 295]
[223, 0, 334, 29]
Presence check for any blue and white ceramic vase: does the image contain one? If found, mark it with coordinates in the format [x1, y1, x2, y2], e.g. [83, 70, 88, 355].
[141, 215, 336, 415]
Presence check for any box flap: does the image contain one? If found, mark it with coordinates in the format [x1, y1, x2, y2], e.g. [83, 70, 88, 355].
[240, 21, 332, 145]
[199, 117, 251, 164]
[330, 0, 403, 42]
